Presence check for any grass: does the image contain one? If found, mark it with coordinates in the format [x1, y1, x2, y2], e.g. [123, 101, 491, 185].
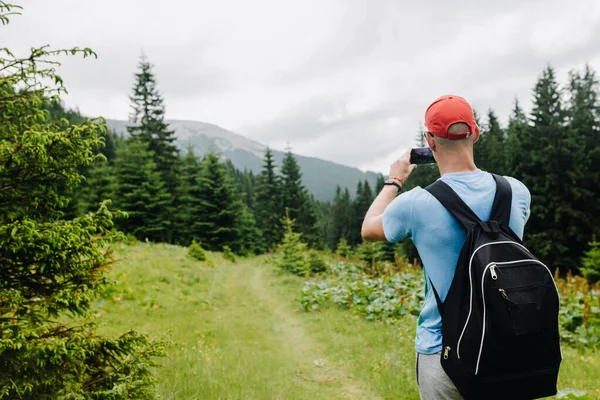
[95, 243, 600, 399]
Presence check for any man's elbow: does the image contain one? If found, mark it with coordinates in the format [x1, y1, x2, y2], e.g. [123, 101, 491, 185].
[360, 221, 377, 242]
[361, 219, 383, 242]
[361, 226, 372, 241]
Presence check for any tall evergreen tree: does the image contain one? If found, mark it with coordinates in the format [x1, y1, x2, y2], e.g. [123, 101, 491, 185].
[515, 66, 588, 271]
[566, 65, 600, 246]
[254, 149, 283, 251]
[127, 54, 180, 241]
[375, 174, 385, 193]
[280, 150, 318, 245]
[353, 180, 373, 245]
[476, 110, 505, 173]
[193, 152, 243, 252]
[77, 157, 116, 214]
[178, 146, 203, 245]
[128, 55, 179, 184]
[114, 139, 171, 242]
[505, 99, 529, 177]
[331, 186, 354, 249]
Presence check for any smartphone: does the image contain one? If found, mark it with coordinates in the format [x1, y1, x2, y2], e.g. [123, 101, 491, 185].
[410, 148, 436, 164]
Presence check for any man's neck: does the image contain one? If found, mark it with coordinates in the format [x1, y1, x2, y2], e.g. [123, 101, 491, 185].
[436, 155, 478, 176]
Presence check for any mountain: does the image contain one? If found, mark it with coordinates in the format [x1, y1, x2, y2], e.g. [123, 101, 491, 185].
[106, 119, 380, 202]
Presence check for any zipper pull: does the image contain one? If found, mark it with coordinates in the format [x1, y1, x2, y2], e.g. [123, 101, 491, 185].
[443, 346, 450, 360]
[499, 288, 520, 307]
[490, 265, 498, 280]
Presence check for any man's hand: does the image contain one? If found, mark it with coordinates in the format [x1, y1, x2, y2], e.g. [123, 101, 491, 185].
[389, 149, 417, 183]
[361, 150, 417, 242]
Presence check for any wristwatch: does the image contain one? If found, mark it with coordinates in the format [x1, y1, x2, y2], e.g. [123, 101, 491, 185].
[384, 179, 402, 191]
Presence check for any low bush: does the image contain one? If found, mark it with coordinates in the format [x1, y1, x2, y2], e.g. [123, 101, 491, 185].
[188, 241, 206, 261]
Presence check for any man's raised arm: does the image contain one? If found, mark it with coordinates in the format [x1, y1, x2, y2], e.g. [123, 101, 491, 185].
[361, 149, 416, 242]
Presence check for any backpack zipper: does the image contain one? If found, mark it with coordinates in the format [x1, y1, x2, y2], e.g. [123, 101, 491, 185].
[456, 240, 557, 362]
[456, 241, 531, 360]
[474, 258, 560, 375]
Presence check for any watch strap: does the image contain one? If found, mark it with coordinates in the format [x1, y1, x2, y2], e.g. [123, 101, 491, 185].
[384, 179, 402, 191]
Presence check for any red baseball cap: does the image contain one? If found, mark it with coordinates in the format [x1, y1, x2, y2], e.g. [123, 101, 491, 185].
[425, 95, 479, 140]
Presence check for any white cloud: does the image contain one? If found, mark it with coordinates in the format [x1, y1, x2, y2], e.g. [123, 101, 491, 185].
[4, 0, 600, 173]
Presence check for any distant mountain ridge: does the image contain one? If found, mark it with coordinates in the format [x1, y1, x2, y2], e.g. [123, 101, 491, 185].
[106, 119, 379, 202]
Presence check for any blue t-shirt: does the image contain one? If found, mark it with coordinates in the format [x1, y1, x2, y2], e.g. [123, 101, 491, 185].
[382, 169, 531, 354]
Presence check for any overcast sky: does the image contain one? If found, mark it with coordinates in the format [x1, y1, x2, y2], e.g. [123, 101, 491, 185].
[5, 0, 600, 172]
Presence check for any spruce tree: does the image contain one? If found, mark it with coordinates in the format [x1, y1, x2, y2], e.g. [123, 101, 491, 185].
[353, 180, 373, 245]
[375, 174, 385, 193]
[505, 99, 529, 177]
[114, 139, 171, 242]
[127, 54, 180, 240]
[566, 65, 600, 249]
[476, 110, 505, 173]
[331, 186, 354, 249]
[254, 149, 283, 251]
[178, 146, 203, 245]
[517, 66, 588, 270]
[193, 152, 242, 252]
[77, 157, 116, 214]
[280, 149, 318, 245]
[0, 5, 162, 397]
[128, 55, 179, 184]
[236, 202, 261, 256]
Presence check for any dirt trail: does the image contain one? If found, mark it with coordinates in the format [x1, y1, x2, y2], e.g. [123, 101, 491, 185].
[235, 260, 382, 400]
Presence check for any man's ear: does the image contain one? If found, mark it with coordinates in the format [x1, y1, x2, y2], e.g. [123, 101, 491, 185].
[471, 125, 481, 144]
[425, 132, 436, 151]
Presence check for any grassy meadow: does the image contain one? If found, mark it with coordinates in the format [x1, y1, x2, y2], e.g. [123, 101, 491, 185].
[94, 243, 600, 399]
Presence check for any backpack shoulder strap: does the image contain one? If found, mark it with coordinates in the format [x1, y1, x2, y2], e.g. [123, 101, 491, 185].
[425, 180, 481, 231]
[490, 174, 512, 226]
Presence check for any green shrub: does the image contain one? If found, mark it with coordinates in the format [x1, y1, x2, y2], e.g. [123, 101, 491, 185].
[0, 10, 165, 396]
[124, 232, 138, 245]
[188, 241, 206, 261]
[277, 216, 309, 276]
[581, 240, 600, 284]
[336, 237, 351, 258]
[222, 245, 236, 263]
[355, 240, 385, 274]
[307, 250, 327, 274]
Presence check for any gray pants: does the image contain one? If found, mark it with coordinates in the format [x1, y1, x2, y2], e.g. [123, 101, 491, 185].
[416, 352, 464, 400]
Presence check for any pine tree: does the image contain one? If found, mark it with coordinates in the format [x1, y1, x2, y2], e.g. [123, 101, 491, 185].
[505, 99, 529, 177]
[114, 139, 171, 242]
[193, 152, 243, 252]
[276, 214, 309, 276]
[375, 174, 385, 193]
[77, 157, 116, 214]
[254, 149, 283, 251]
[476, 110, 505, 173]
[331, 186, 354, 249]
[280, 149, 318, 245]
[566, 65, 600, 250]
[236, 203, 261, 256]
[127, 54, 180, 240]
[353, 180, 373, 245]
[517, 66, 588, 271]
[0, 6, 163, 397]
[178, 146, 203, 245]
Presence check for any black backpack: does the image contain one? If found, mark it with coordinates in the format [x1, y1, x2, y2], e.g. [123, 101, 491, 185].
[424, 174, 562, 400]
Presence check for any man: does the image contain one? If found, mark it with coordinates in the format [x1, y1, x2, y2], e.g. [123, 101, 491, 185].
[361, 95, 531, 400]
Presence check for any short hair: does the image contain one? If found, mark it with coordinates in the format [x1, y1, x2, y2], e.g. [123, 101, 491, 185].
[434, 122, 472, 149]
